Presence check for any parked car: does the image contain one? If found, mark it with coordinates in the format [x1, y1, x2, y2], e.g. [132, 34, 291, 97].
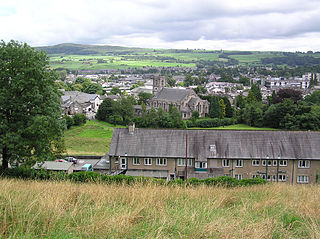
[81, 164, 92, 171]
[56, 159, 68, 162]
[65, 157, 78, 164]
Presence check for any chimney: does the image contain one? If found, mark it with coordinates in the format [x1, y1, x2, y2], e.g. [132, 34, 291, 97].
[128, 122, 135, 134]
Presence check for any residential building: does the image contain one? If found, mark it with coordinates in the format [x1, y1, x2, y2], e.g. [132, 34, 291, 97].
[61, 90, 104, 118]
[107, 126, 320, 184]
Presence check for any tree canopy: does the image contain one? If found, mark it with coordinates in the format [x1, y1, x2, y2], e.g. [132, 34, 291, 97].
[0, 41, 65, 168]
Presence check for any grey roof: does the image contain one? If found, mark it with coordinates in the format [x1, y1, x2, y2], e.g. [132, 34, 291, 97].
[74, 159, 100, 171]
[33, 161, 73, 171]
[154, 88, 191, 102]
[62, 91, 99, 104]
[108, 128, 320, 160]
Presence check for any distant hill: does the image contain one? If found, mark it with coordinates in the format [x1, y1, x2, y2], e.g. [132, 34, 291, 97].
[36, 43, 145, 55]
[36, 43, 320, 70]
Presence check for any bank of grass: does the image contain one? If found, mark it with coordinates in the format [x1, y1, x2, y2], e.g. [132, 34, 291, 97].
[189, 123, 278, 130]
[1, 178, 319, 238]
[64, 120, 114, 155]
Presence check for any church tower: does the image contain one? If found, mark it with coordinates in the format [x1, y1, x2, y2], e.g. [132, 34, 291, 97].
[152, 75, 167, 96]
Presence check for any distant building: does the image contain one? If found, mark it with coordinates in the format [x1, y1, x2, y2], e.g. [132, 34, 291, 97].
[107, 127, 320, 184]
[60, 90, 105, 118]
[149, 75, 209, 119]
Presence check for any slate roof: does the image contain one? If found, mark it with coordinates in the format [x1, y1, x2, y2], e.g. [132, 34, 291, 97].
[33, 161, 73, 171]
[108, 128, 320, 160]
[153, 88, 191, 102]
[62, 91, 99, 104]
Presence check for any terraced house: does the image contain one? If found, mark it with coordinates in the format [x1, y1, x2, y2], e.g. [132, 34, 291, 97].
[107, 124, 320, 184]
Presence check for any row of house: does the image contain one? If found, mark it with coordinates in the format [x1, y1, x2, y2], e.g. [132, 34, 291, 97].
[106, 125, 320, 184]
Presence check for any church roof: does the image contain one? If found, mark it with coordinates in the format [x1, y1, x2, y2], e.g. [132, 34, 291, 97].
[153, 88, 191, 102]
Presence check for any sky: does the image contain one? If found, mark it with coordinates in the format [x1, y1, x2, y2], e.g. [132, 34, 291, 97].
[1, 0, 320, 51]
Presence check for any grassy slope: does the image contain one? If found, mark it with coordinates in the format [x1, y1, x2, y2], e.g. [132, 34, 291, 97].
[1, 178, 319, 238]
[64, 120, 114, 155]
[39, 43, 310, 70]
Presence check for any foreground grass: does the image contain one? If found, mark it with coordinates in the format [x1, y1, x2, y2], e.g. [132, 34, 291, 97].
[1, 178, 319, 238]
[64, 120, 113, 155]
[189, 124, 278, 131]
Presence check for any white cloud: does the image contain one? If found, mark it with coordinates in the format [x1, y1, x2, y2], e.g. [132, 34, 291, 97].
[0, 0, 320, 51]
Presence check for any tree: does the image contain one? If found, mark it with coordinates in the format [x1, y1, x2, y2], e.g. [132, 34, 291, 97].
[271, 88, 302, 104]
[219, 99, 226, 118]
[110, 87, 121, 95]
[0, 40, 65, 168]
[138, 92, 152, 105]
[167, 76, 176, 87]
[96, 98, 114, 122]
[247, 84, 262, 103]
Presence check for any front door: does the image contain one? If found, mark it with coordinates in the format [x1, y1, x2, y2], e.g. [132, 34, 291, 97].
[120, 157, 127, 169]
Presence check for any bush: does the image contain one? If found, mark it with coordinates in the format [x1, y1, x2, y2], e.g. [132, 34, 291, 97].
[187, 117, 235, 128]
[73, 113, 87, 126]
[68, 171, 102, 183]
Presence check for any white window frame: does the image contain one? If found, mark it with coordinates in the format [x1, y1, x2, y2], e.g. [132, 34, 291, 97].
[297, 175, 309, 184]
[278, 175, 286, 182]
[252, 160, 260, 166]
[209, 145, 216, 152]
[298, 160, 310, 168]
[235, 160, 243, 168]
[156, 158, 167, 166]
[279, 160, 288, 166]
[235, 174, 242, 180]
[177, 158, 192, 166]
[195, 161, 207, 169]
[222, 159, 230, 167]
[144, 158, 152, 165]
[267, 160, 272, 166]
[133, 157, 140, 165]
[273, 160, 277, 166]
[262, 160, 266, 166]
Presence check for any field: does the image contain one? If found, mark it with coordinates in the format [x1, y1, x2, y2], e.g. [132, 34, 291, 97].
[64, 120, 114, 156]
[37, 43, 320, 71]
[1, 178, 319, 238]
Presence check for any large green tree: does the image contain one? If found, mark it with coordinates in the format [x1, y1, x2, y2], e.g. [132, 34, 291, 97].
[0, 41, 65, 168]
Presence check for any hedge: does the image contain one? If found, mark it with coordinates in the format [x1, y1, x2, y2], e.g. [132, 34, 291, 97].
[187, 117, 236, 128]
[0, 167, 267, 187]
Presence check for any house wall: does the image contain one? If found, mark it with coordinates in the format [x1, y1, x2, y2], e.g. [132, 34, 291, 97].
[110, 156, 320, 184]
[214, 159, 320, 184]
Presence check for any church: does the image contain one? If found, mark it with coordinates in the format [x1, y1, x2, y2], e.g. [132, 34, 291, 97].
[149, 75, 209, 119]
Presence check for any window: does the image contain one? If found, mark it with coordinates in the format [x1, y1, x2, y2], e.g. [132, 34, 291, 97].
[262, 160, 266, 166]
[209, 145, 216, 152]
[235, 160, 243, 168]
[272, 175, 277, 182]
[278, 175, 286, 182]
[298, 160, 310, 168]
[279, 160, 288, 166]
[262, 160, 272, 166]
[297, 175, 309, 184]
[252, 175, 260, 179]
[235, 174, 242, 180]
[222, 159, 230, 167]
[115, 157, 119, 164]
[144, 158, 152, 165]
[133, 158, 140, 165]
[268, 160, 272, 166]
[273, 160, 277, 166]
[156, 158, 167, 166]
[177, 158, 192, 166]
[195, 162, 207, 169]
[252, 160, 260, 166]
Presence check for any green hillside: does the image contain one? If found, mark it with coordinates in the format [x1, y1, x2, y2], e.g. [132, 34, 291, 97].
[36, 43, 320, 70]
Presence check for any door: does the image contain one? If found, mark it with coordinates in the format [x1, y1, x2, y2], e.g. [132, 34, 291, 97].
[120, 157, 127, 169]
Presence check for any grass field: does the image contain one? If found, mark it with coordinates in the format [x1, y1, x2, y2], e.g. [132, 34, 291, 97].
[64, 120, 114, 156]
[1, 178, 319, 238]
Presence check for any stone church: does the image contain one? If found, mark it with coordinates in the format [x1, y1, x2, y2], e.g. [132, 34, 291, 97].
[149, 75, 209, 119]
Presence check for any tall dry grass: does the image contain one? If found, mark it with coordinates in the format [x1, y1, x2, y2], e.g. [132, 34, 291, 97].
[0, 178, 319, 238]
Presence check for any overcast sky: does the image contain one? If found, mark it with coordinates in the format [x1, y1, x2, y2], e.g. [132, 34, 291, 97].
[1, 0, 320, 51]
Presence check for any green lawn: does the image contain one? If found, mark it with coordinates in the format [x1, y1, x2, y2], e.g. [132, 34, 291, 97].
[64, 120, 114, 156]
